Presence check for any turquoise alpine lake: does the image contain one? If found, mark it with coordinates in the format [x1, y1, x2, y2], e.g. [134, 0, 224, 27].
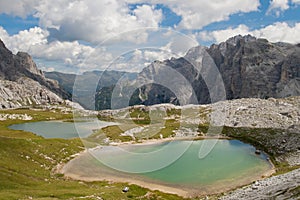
[9, 121, 273, 195]
[9, 120, 115, 138]
[62, 139, 273, 195]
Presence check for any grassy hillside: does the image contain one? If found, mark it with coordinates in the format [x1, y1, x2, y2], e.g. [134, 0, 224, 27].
[3, 107, 296, 199]
[0, 108, 187, 200]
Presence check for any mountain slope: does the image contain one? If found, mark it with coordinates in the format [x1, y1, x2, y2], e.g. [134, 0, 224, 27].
[207, 35, 300, 99]
[131, 35, 300, 106]
[45, 70, 137, 110]
[0, 78, 63, 108]
[44, 71, 76, 94]
[0, 39, 69, 108]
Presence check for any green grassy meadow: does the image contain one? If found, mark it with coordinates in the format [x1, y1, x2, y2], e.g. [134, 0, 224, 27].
[0, 108, 188, 200]
[1, 107, 297, 200]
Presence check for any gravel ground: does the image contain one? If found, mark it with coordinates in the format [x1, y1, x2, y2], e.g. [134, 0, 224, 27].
[220, 168, 300, 200]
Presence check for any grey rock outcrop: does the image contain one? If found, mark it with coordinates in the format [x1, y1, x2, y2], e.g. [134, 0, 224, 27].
[0, 39, 70, 108]
[221, 168, 300, 200]
[15, 52, 44, 77]
[132, 35, 300, 106]
[0, 78, 63, 109]
[208, 35, 300, 100]
[0, 39, 70, 100]
[212, 97, 300, 130]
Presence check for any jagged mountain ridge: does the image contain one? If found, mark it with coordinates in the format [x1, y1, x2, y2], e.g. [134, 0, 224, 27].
[208, 35, 300, 99]
[38, 35, 300, 110]
[131, 35, 300, 107]
[0, 39, 69, 108]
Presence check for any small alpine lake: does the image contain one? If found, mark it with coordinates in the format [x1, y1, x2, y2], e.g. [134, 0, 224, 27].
[61, 139, 273, 197]
[9, 120, 115, 139]
[9, 120, 274, 197]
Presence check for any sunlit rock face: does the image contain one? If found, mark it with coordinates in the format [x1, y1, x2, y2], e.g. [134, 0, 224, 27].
[0, 39, 69, 108]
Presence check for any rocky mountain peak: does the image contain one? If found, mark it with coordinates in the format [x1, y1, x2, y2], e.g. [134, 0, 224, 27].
[224, 34, 257, 46]
[0, 39, 12, 61]
[184, 45, 207, 60]
[0, 38, 70, 109]
[15, 51, 43, 76]
[0, 39, 6, 49]
[125, 35, 300, 108]
[0, 39, 45, 80]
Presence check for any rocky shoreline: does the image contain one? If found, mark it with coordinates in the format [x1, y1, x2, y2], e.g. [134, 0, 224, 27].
[221, 168, 300, 200]
[97, 96, 300, 199]
[2, 96, 299, 199]
[99, 96, 300, 162]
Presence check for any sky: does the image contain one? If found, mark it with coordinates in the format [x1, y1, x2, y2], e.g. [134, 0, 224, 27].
[0, 0, 299, 73]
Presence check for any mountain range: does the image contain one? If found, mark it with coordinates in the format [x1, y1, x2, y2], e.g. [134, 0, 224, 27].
[0, 35, 299, 110]
[94, 35, 300, 109]
[129, 35, 300, 107]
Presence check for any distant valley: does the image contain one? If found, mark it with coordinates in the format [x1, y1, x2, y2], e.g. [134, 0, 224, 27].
[45, 70, 137, 110]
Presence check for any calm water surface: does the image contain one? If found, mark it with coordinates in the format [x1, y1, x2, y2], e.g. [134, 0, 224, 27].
[9, 120, 115, 138]
[10, 121, 272, 193]
[65, 139, 272, 192]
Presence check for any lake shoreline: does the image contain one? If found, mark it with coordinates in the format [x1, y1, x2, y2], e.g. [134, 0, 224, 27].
[108, 135, 231, 146]
[59, 165, 275, 198]
[56, 137, 276, 198]
[8, 118, 277, 198]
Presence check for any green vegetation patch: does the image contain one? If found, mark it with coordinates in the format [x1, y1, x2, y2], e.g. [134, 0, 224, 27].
[93, 125, 133, 143]
[150, 119, 179, 139]
[0, 108, 188, 200]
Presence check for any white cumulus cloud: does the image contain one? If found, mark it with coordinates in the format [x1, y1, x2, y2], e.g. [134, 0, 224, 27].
[0, 26, 113, 72]
[0, 0, 262, 49]
[252, 22, 300, 44]
[199, 22, 300, 44]
[199, 24, 250, 44]
[0, 0, 163, 44]
[133, 4, 163, 27]
[34, 0, 162, 44]
[0, 0, 40, 18]
[291, 0, 300, 4]
[0, 26, 48, 53]
[126, 0, 260, 29]
[267, 0, 289, 16]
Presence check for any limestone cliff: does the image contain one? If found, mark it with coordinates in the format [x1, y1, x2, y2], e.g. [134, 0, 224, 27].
[0, 39, 69, 108]
[133, 35, 300, 106]
[0, 78, 63, 108]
